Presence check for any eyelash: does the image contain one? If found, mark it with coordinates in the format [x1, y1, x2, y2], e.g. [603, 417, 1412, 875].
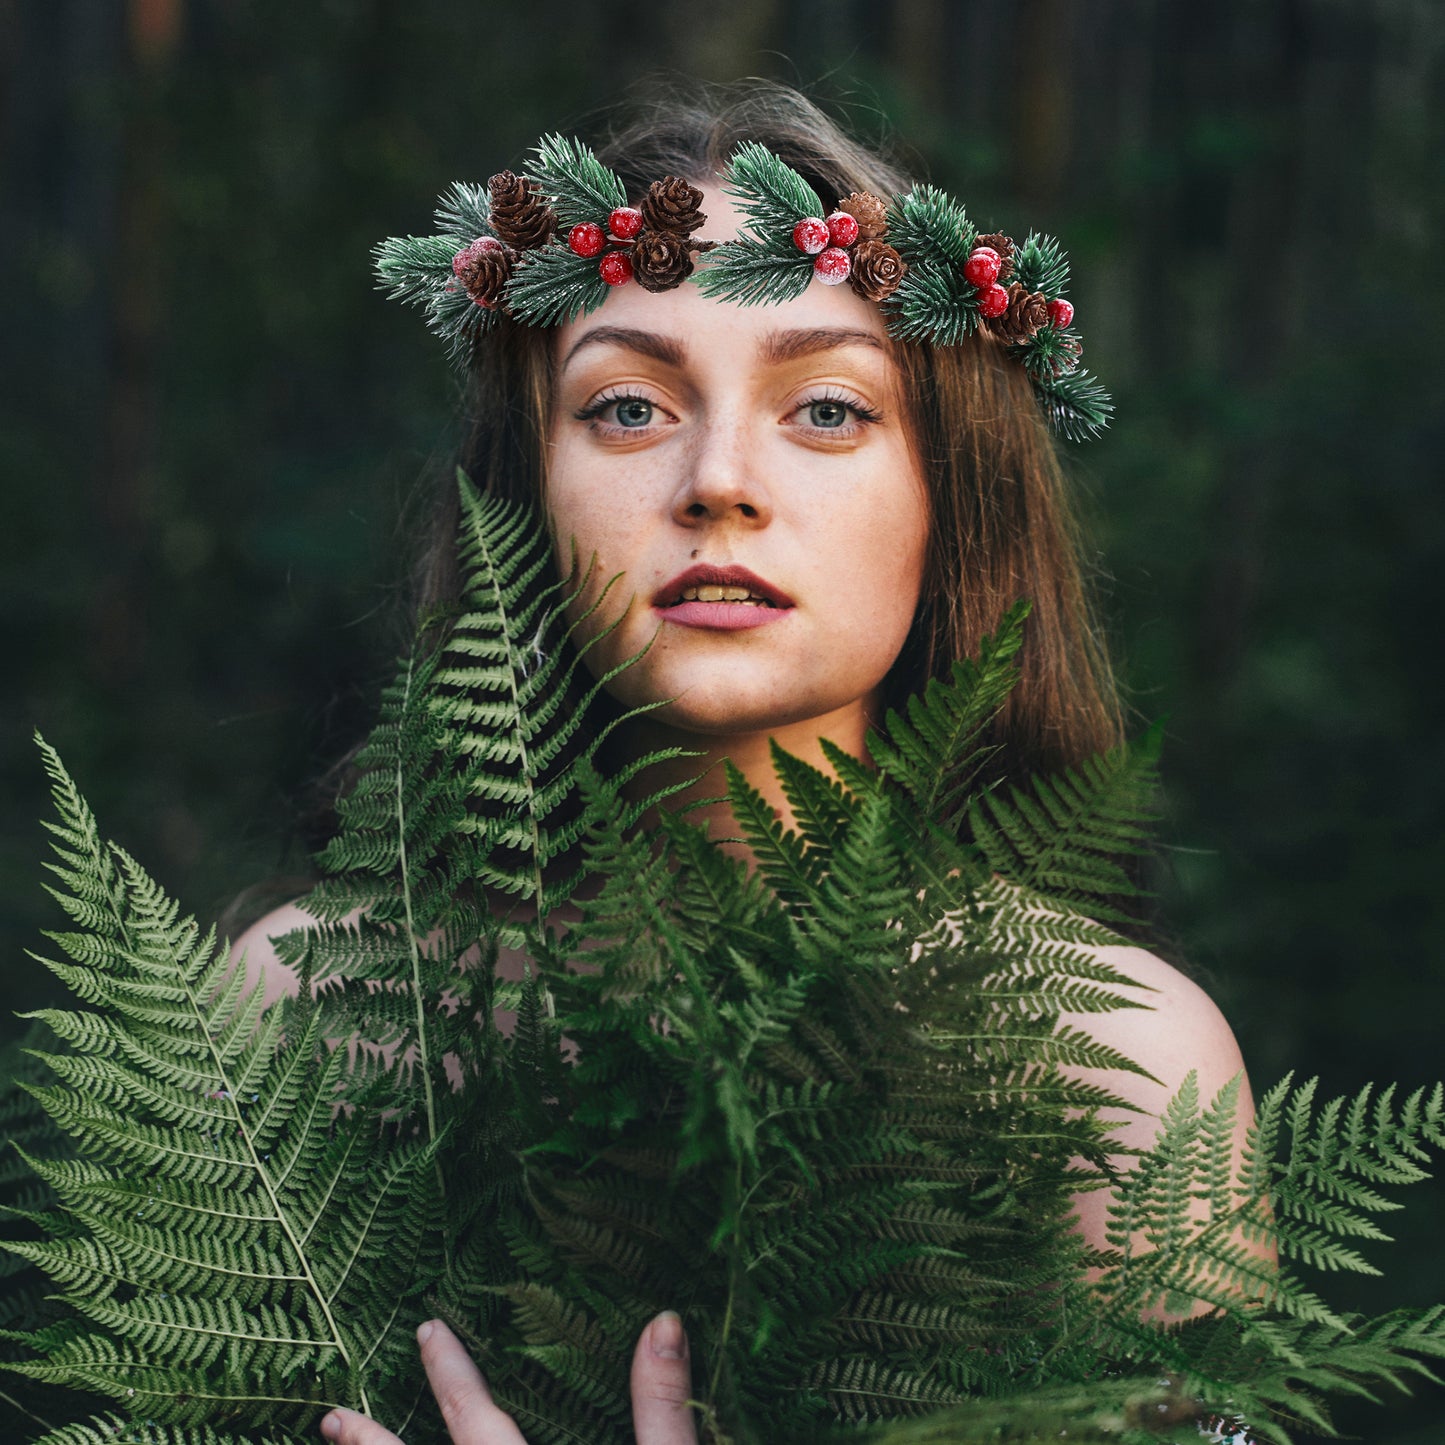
[574, 388, 884, 437]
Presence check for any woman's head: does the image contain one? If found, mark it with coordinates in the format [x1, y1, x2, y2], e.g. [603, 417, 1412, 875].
[426, 80, 1121, 779]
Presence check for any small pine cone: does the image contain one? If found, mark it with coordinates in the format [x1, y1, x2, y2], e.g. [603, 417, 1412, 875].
[631, 229, 696, 292]
[984, 281, 1048, 344]
[455, 240, 516, 309]
[837, 191, 888, 242]
[488, 170, 555, 250]
[974, 231, 1016, 282]
[640, 176, 706, 236]
[848, 239, 908, 302]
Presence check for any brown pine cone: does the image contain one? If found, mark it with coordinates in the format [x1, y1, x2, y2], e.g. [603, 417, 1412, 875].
[487, 170, 555, 250]
[837, 191, 888, 241]
[640, 176, 706, 236]
[974, 230, 1016, 282]
[848, 239, 908, 302]
[631, 229, 696, 292]
[984, 282, 1048, 344]
[454, 239, 516, 309]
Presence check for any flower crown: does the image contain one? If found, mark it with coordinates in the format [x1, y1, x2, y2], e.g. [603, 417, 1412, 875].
[375, 135, 1111, 443]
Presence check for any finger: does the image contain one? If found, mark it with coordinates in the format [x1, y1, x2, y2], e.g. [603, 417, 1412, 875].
[418, 1318, 529, 1445]
[319, 1406, 403, 1444]
[630, 1311, 699, 1445]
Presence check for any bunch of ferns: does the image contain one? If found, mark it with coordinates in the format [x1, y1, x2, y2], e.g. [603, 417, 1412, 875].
[5, 481, 1445, 1445]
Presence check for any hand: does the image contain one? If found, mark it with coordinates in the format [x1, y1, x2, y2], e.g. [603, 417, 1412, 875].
[320, 1312, 698, 1445]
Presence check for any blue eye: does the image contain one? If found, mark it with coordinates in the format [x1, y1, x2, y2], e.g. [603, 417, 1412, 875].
[807, 399, 851, 429]
[613, 398, 654, 428]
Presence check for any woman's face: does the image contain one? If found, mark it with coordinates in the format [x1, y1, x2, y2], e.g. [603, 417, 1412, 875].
[545, 187, 929, 743]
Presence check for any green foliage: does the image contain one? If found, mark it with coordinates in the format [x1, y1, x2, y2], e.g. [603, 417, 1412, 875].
[885, 185, 976, 267]
[1012, 232, 1070, 299]
[695, 143, 820, 308]
[528, 134, 627, 232]
[3, 741, 442, 1439]
[6, 493, 1445, 1444]
[1030, 365, 1114, 444]
[504, 245, 611, 327]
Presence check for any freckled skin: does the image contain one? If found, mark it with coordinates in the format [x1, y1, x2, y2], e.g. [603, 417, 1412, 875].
[545, 188, 930, 749]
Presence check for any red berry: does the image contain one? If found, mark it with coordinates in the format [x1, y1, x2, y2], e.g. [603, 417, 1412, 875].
[608, 206, 643, 240]
[813, 247, 852, 286]
[1047, 297, 1075, 329]
[599, 251, 633, 287]
[568, 222, 606, 258]
[963, 246, 1002, 288]
[825, 210, 859, 248]
[793, 217, 830, 255]
[976, 282, 1009, 318]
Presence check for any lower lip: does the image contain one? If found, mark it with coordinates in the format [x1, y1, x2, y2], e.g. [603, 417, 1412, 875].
[656, 602, 792, 631]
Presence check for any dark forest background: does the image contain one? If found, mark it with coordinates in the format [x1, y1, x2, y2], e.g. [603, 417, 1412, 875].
[2, 2, 1443, 1439]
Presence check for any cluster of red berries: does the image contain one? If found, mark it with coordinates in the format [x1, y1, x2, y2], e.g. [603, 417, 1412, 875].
[790, 210, 863, 286]
[566, 206, 646, 286]
[962, 244, 1075, 329]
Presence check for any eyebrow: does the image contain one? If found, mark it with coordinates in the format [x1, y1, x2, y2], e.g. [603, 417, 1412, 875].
[560, 324, 886, 372]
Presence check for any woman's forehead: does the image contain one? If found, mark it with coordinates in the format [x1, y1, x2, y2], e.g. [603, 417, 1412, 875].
[551, 180, 892, 367]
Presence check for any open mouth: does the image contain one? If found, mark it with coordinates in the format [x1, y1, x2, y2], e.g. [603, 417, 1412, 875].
[654, 564, 794, 611]
[671, 584, 777, 608]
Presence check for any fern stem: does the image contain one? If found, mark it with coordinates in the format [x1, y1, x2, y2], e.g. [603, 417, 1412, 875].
[393, 651, 446, 1218]
[177, 936, 373, 1417]
[706, 1155, 745, 1410]
[472, 507, 555, 1013]
[0, 1383, 56, 1434]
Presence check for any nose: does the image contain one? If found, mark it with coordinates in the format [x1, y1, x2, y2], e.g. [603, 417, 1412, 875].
[671, 416, 772, 529]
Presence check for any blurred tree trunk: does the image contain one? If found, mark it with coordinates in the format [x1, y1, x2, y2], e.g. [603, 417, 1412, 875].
[93, 0, 182, 684]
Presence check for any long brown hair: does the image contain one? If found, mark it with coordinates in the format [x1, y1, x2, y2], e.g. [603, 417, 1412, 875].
[415, 79, 1122, 786]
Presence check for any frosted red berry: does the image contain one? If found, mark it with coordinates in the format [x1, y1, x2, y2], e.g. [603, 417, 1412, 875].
[608, 206, 644, 240]
[813, 247, 852, 286]
[599, 251, 633, 286]
[963, 246, 1002, 288]
[976, 282, 1009, 318]
[825, 210, 860, 248]
[793, 217, 830, 255]
[568, 222, 606, 258]
[1047, 297, 1075, 329]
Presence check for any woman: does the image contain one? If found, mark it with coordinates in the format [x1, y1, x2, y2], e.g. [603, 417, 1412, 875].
[234, 81, 1255, 1445]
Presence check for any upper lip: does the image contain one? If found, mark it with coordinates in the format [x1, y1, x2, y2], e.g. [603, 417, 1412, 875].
[653, 564, 795, 608]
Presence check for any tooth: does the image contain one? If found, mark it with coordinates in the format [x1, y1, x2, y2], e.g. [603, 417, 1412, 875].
[696, 585, 726, 602]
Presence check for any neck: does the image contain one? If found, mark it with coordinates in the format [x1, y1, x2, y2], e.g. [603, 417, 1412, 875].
[614, 700, 878, 864]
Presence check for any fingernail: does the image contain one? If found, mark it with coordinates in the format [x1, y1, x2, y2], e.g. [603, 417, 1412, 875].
[417, 1320, 435, 1345]
[320, 1412, 342, 1440]
[649, 1309, 687, 1361]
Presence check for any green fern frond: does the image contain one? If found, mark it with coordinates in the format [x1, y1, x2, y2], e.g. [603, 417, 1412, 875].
[30, 1417, 294, 1445]
[968, 725, 1161, 918]
[4, 741, 442, 1434]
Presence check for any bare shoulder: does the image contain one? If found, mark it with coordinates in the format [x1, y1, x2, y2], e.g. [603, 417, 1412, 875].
[229, 903, 322, 1011]
[1064, 940, 1253, 1150]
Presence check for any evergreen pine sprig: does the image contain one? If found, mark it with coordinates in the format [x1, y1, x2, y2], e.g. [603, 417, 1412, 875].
[695, 142, 819, 307]
[528, 134, 627, 232]
[1013, 232, 1070, 298]
[504, 247, 610, 328]
[1031, 365, 1115, 444]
